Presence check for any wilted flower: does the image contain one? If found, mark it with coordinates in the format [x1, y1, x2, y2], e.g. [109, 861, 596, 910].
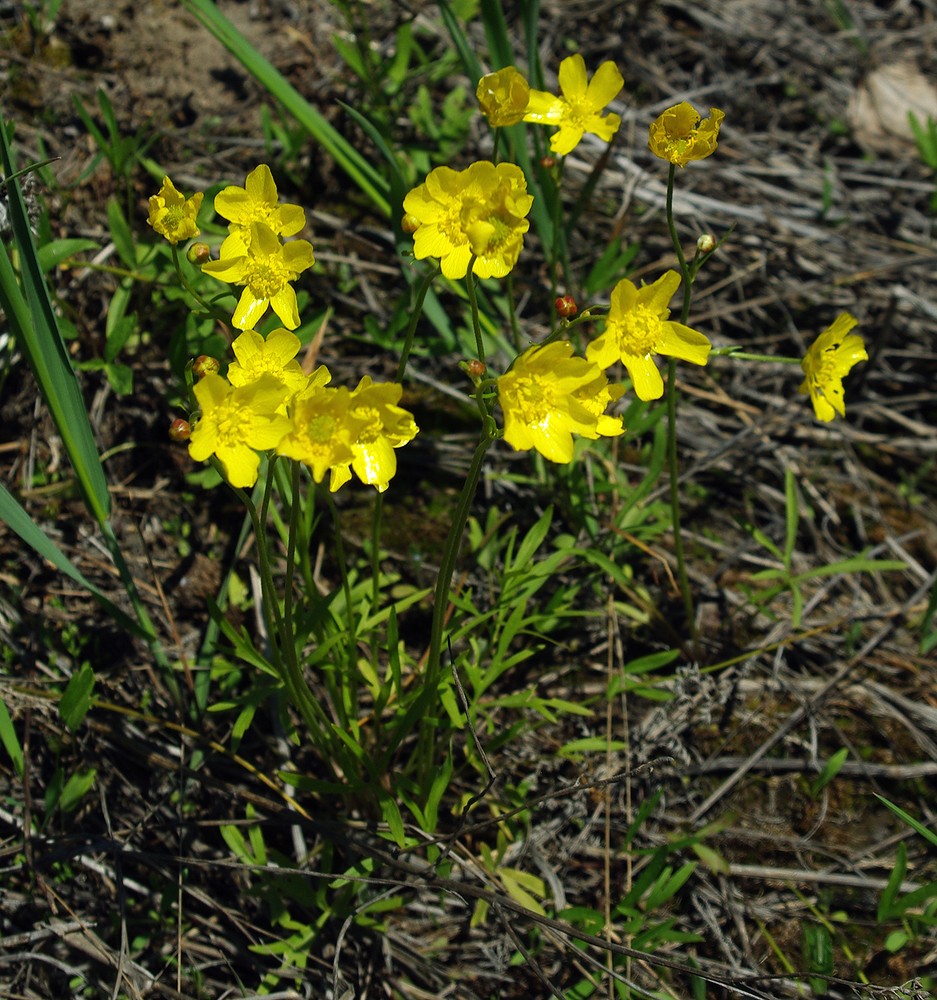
[214, 163, 306, 257]
[798, 312, 867, 422]
[648, 102, 725, 167]
[586, 270, 711, 401]
[477, 67, 530, 127]
[188, 373, 291, 488]
[497, 340, 624, 463]
[523, 54, 624, 156]
[201, 221, 315, 330]
[403, 161, 533, 280]
[147, 176, 203, 245]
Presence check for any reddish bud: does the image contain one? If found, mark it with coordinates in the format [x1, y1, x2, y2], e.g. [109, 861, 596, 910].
[540, 155, 557, 170]
[186, 241, 211, 265]
[463, 358, 487, 378]
[192, 355, 220, 379]
[400, 213, 421, 234]
[169, 418, 191, 442]
[555, 294, 578, 318]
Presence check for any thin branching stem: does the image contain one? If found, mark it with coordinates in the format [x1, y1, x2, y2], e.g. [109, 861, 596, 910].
[664, 163, 697, 644]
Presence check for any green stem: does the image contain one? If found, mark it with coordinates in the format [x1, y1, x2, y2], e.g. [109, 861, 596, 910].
[170, 245, 226, 321]
[711, 346, 801, 364]
[418, 433, 494, 774]
[228, 461, 335, 763]
[396, 267, 437, 382]
[465, 257, 486, 363]
[369, 492, 383, 670]
[664, 164, 696, 642]
[324, 490, 355, 729]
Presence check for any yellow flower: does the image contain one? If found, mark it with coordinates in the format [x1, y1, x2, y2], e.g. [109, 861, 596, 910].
[201, 221, 315, 330]
[648, 102, 725, 167]
[147, 176, 203, 245]
[338, 376, 419, 492]
[522, 54, 623, 156]
[214, 163, 306, 257]
[275, 383, 365, 488]
[497, 341, 624, 463]
[403, 161, 533, 280]
[586, 271, 711, 401]
[188, 373, 292, 488]
[477, 67, 530, 127]
[226, 328, 310, 400]
[798, 312, 867, 422]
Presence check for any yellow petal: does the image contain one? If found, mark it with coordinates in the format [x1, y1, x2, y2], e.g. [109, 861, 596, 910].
[624, 356, 665, 401]
[585, 61, 624, 108]
[557, 54, 587, 100]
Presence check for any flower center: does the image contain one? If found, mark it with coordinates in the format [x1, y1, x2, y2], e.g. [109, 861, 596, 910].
[245, 255, 290, 299]
[214, 397, 249, 445]
[514, 376, 553, 423]
[615, 304, 663, 357]
[165, 205, 186, 230]
[306, 413, 336, 445]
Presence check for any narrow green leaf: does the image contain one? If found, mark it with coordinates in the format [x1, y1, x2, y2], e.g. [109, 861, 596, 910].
[783, 466, 799, 569]
[877, 841, 907, 922]
[0, 121, 111, 527]
[37, 238, 100, 273]
[0, 481, 148, 639]
[810, 747, 848, 798]
[875, 794, 937, 849]
[106, 196, 136, 269]
[0, 697, 24, 777]
[60, 663, 95, 732]
[379, 791, 407, 848]
[59, 767, 97, 814]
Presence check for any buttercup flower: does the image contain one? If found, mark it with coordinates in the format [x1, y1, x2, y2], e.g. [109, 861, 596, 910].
[798, 312, 867, 422]
[477, 67, 530, 127]
[497, 341, 624, 463]
[147, 176, 203, 245]
[586, 270, 711, 401]
[329, 376, 419, 492]
[648, 102, 725, 167]
[214, 163, 306, 257]
[403, 161, 533, 280]
[226, 328, 310, 400]
[523, 54, 623, 156]
[275, 384, 365, 488]
[201, 221, 315, 330]
[188, 373, 292, 488]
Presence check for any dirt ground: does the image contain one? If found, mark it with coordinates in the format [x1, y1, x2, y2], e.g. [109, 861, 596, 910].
[2, 0, 937, 997]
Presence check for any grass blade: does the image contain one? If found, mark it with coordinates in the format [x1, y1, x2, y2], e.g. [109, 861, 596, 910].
[179, 0, 390, 217]
[0, 120, 111, 526]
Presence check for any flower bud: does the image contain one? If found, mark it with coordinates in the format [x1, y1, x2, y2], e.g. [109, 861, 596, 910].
[462, 358, 487, 379]
[192, 355, 220, 379]
[168, 418, 191, 442]
[540, 155, 557, 170]
[400, 213, 421, 234]
[186, 241, 211, 265]
[697, 233, 716, 254]
[555, 294, 578, 318]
